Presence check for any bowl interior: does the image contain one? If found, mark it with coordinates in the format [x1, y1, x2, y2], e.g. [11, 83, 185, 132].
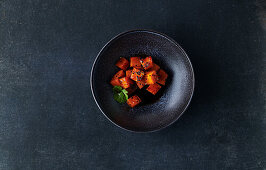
[91, 30, 194, 132]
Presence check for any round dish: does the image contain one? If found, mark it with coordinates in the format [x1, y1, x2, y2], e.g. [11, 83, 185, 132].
[91, 30, 194, 132]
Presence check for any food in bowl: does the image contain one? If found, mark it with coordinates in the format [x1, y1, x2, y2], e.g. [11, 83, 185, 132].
[110, 56, 168, 108]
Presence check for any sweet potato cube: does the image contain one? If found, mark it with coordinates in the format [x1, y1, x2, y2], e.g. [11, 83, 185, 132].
[114, 70, 125, 78]
[119, 77, 133, 89]
[136, 78, 146, 89]
[116, 57, 129, 70]
[145, 70, 158, 85]
[126, 69, 132, 78]
[140, 56, 153, 70]
[130, 68, 144, 82]
[146, 83, 161, 95]
[148, 63, 160, 72]
[127, 95, 141, 108]
[130, 57, 142, 69]
[110, 70, 125, 86]
[157, 69, 168, 85]
[110, 78, 121, 86]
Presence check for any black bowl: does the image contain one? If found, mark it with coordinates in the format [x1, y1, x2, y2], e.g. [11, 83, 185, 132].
[91, 30, 194, 132]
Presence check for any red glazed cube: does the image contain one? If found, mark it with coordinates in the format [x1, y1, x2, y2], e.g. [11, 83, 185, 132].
[136, 78, 146, 89]
[110, 78, 121, 86]
[148, 63, 160, 72]
[110, 70, 125, 86]
[145, 70, 158, 85]
[146, 83, 161, 95]
[126, 69, 132, 78]
[157, 69, 168, 85]
[130, 57, 142, 69]
[130, 68, 145, 82]
[116, 57, 129, 70]
[113, 70, 125, 78]
[127, 95, 141, 108]
[119, 77, 133, 89]
[140, 56, 153, 70]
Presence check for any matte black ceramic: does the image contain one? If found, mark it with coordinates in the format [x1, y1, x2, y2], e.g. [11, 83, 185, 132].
[91, 30, 194, 132]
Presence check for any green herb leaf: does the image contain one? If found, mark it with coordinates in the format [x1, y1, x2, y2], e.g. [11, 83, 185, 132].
[121, 89, 128, 94]
[113, 86, 122, 93]
[113, 92, 126, 103]
[121, 89, 128, 100]
[113, 86, 128, 103]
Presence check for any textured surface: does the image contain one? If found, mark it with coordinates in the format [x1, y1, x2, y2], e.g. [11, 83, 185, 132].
[91, 30, 194, 132]
[0, 0, 265, 169]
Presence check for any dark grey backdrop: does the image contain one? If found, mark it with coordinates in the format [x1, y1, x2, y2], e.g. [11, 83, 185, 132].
[0, 0, 265, 170]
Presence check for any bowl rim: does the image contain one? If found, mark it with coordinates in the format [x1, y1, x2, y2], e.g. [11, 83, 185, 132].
[90, 29, 195, 133]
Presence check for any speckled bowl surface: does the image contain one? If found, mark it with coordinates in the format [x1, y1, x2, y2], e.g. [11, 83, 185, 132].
[91, 30, 194, 132]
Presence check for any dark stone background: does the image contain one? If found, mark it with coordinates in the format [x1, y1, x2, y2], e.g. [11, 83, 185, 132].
[0, 0, 265, 169]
